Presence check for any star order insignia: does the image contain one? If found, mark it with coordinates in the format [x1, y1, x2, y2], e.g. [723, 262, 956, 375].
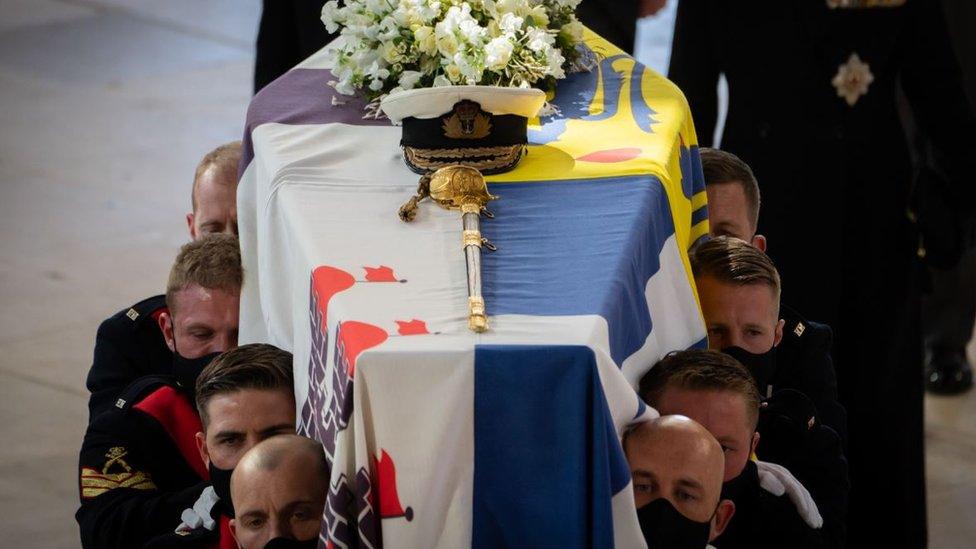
[832, 53, 874, 106]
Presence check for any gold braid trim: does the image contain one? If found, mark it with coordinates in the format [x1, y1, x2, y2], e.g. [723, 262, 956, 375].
[403, 145, 523, 172]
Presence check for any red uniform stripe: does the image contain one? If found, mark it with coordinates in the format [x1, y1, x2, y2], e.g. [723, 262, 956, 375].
[133, 386, 208, 480]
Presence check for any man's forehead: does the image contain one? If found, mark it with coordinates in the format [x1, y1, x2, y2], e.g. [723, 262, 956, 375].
[171, 285, 239, 315]
[660, 387, 751, 429]
[697, 276, 779, 312]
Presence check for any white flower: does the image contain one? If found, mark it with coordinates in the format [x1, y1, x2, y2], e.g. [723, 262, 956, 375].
[484, 36, 514, 70]
[414, 25, 437, 56]
[525, 26, 554, 53]
[444, 63, 462, 82]
[320, 0, 584, 98]
[320, 1, 342, 34]
[525, 5, 549, 27]
[560, 20, 584, 42]
[380, 41, 402, 64]
[435, 30, 459, 56]
[497, 12, 523, 34]
[545, 46, 565, 79]
[398, 70, 424, 90]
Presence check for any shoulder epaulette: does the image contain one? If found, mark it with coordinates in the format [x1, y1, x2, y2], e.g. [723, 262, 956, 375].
[112, 375, 176, 412]
[120, 294, 168, 325]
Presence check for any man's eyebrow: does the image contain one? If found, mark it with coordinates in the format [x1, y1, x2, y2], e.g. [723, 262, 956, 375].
[676, 477, 704, 491]
[710, 221, 738, 233]
[744, 323, 768, 331]
[632, 469, 656, 480]
[238, 510, 266, 521]
[258, 423, 296, 437]
[214, 429, 244, 439]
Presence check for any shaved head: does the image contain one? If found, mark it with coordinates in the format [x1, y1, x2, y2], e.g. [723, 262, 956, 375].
[230, 435, 328, 548]
[233, 435, 327, 486]
[624, 416, 726, 520]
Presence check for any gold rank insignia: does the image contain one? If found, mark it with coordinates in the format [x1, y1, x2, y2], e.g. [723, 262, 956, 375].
[794, 322, 806, 337]
[80, 446, 156, 499]
[832, 53, 874, 106]
[442, 101, 492, 140]
[826, 0, 906, 8]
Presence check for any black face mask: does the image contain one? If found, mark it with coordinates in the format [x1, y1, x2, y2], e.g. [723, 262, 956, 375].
[721, 346, 777, 397]
[208, 462, 235, 518]
[172, 350, 222, 400]
[720, 460, 757, 503]
[637, 497, 712, 549]
[264, 537, 319, 549]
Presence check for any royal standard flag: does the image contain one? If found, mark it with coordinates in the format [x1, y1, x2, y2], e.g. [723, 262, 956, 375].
[238, 29, 708, 549]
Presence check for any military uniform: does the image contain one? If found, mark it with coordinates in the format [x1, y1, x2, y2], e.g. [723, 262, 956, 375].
[87, 295, 172, 421]
[714, 461, 826, 549]
[576, 0, 640, 53]
[76, 375, 208, 549]
[669, 1, 976, 545]
[757, 389, 849, 549]
[774, 305, 847, 445]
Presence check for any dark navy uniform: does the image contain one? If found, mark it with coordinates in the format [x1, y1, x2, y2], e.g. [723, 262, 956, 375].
[774, 305, 847, 445]
[86, 295, 172, 421]
[76, 375, 207, 549]
[669, 1, 975, 545]
[757, 389, 849, 549]
[714, 461, 826, 549]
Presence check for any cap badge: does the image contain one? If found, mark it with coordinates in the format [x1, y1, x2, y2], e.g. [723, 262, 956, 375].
[443, 100, 491, 139]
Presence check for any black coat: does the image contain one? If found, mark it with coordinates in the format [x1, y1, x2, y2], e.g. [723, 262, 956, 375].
[576, 0, 639, 53]
[757, 389, 849, 549]
[76, 376, 206, 549]
[86, 295, 172, 422]
[774, 305, 847, 446]
[669, 2, 975, 546]
[714, 460, 826, 549]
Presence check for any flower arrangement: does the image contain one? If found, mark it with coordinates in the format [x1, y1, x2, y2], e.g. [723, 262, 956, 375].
[320, 0, 585, 101]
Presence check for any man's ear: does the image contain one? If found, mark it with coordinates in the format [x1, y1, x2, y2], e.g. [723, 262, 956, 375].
[752, 233, 767, 252]
[159, 311, 176, 352]
[709, 499, 736, 541]
[195, 431, 211, 468]
[772, 318, 785, 347]
[750, 431, 761, 456]
[229, 518, 240, 547]
[187, 212, 197, 241]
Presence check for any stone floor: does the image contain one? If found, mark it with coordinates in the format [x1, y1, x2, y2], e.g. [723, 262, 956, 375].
[0, 1, 972, 547]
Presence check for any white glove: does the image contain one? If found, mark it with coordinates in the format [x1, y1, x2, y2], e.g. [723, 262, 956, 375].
[755, 460, 823, 529]
[175, 485, 220, 534]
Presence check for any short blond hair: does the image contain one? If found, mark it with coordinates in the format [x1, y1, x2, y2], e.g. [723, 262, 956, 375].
[192, 141, 242, 211]
[165, 233, 243, 314]
[690, 236, 781, 303]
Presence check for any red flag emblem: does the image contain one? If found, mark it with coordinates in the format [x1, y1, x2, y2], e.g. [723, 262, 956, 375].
[311, 266, 356, 323]
[363, 265, 403, 282]
[372, 449, 414, 521]
[395, 319, 429, 335]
